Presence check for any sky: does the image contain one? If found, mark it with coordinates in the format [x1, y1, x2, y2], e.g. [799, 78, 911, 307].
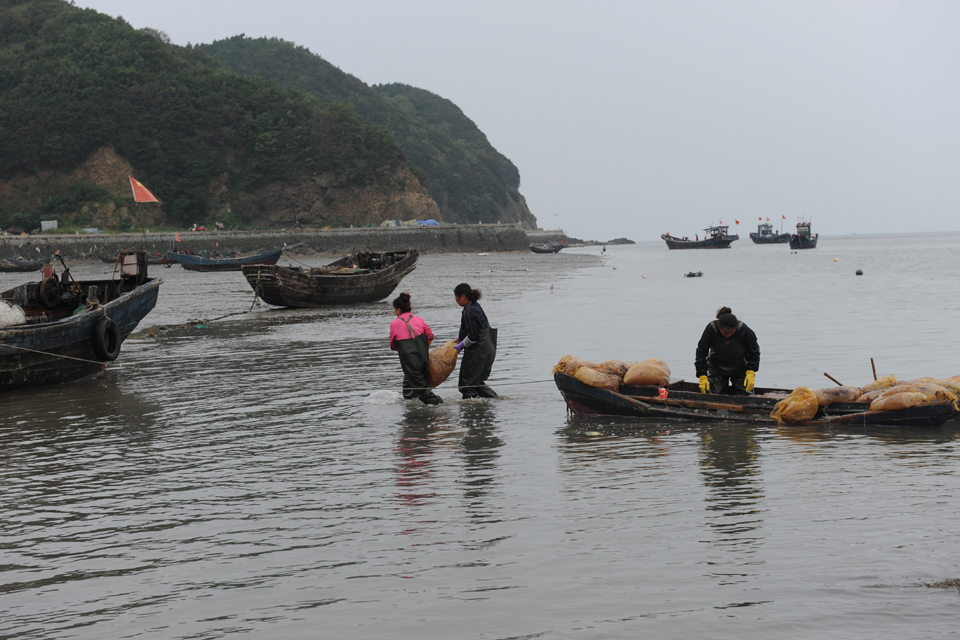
[79, 0, 960, 241]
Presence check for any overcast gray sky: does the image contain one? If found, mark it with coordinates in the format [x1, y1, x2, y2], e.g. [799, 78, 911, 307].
[80, 0, 960, 240]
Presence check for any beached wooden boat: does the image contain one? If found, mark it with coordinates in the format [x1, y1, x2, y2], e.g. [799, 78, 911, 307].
[661, 225, 738, 249]
[555, 372, 959, 428]
[165, 248, 282, 272]
[0, 257, 49, 272]
[530, 244, 563, 254]
[99, 250, 166, 265]
[1, 253, 161, 391]
[242, 249, 418, 308]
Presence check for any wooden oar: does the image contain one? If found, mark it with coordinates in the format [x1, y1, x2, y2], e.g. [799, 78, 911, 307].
[871, 358, 878, 381]
[823, 372, 845, 386]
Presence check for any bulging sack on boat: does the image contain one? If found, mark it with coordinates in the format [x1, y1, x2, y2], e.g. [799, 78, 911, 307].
[553, 355, 599, 375]
[623, 359, 671, 386]
[0, 300, 26, 328]
[875, 383, 957, 404]
[869, 392, 927, 412]
[770, 387, 819, 423]
[858, 375, 897, 395]
[574, 367, 621, 391]
[814, 386, 861, 406]
[595, 360, 639, 379]
[856, 389, 884, 403]
[899, 378, 960, 396]
[427, 340, 459, 388]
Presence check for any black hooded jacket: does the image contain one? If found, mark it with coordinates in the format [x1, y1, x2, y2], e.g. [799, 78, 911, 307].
[695, 321, 760, 378]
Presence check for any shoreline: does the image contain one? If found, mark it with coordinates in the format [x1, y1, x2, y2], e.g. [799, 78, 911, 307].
[0, 224, 531, 259]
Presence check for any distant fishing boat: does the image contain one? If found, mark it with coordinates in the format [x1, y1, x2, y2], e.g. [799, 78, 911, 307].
[242, 249, 418, 308]
[165, 248, 283, 272]
[0, 257, 49, 272]
[1, 251, 161, 391]
[749, 219, 789, 244]
[661, 225, 738, 249]
[789, 220, 818, 249]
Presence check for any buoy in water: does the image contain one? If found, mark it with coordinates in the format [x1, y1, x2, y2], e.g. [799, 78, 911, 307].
[834, 257, 839, 262]
[856, 269, 863, 276]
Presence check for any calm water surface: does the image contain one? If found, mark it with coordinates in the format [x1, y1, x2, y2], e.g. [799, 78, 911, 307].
[2, 235, 960, 638]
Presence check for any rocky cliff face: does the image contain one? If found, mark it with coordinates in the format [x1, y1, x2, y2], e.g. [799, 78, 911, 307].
[0, 146, 440, 230]
[242, 166, 440, 227]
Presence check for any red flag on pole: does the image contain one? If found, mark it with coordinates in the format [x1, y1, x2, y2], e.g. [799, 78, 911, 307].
[129, 176, 160, 203]
[782, 215, 786, 220]
[175, 232, 180, 242]
[735, 219, 739, 225]
[758, 217, 762, 221]
[719, 219, 723, 224]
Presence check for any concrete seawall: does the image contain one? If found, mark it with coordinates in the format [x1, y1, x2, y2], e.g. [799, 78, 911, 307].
[0, 224, 530, 260]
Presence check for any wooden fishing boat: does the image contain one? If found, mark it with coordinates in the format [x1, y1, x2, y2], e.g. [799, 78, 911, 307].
[661, 225, 738, 249]
[749, 221, 789, 244]
[555, 372, 959, 428]
[1, 252, 161, 392]
[530, 244, 563, 254]
[789, 220, 818, 249]
[165, 248, 282, 272]
[242, 249, 418, 308]
[0, 257, 49, 272]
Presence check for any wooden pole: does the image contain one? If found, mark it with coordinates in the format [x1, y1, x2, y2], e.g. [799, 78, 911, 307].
[871, 358, 878, 381]
[823, 372, 845, 387]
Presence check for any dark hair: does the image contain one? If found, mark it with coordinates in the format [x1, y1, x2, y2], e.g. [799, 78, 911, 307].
[716, 306, 737, 327]
[393, 292, 412, 313]
[454, 283, 482, 303]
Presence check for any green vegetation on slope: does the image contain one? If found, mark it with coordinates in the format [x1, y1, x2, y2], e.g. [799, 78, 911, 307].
[200, 36, 536, 227]
[0, 0, 405, 228]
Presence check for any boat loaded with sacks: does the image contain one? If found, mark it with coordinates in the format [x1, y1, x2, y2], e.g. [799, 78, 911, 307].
[242, 249, 419, 308]
[553, 356, 960, 428]
[1, 251, 161, 391]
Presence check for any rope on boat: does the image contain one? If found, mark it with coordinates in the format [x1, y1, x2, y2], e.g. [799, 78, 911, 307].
[0, 343, 112, 367]
[397, 379, 554, 392]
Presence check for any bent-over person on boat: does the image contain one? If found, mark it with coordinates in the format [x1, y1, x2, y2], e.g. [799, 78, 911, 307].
[695, 306, 760, 395]
[452, 283, 497, 399]
[389, 292, 442, 405]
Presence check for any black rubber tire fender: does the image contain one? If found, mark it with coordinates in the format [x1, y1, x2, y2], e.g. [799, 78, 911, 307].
[92, 317, 121, 361]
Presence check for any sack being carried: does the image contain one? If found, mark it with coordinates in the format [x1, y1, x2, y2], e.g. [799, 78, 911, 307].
[427, 340, 459, 387]
[623, 359, 671, 386]
[770, 387, 819, 423]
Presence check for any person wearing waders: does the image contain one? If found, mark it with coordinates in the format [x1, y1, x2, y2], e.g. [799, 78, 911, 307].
[452, 283, 498, 399]
[695, 306, 760, 395]
[389, 292, 442, 405]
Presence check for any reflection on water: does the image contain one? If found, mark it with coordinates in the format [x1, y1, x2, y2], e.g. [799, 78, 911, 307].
[4, 246, 960, 638]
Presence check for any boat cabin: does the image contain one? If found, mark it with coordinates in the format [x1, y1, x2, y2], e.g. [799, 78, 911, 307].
[703, 225, 729, 238]
[756, 222, 773, 235]
[796, 221, 813, 237]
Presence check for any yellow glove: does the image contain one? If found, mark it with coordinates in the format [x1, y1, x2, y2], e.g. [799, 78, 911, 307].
[744, 370, 756, 392]
[699, 375, 709, 393]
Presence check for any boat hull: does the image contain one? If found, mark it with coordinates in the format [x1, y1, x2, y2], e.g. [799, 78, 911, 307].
[789, 234, 818, 249]
[166, 249, 283, 272]
[661, 234, 738, 249]
[242, 250, 419, 308]
[530, 245, 563, 254]
[749, 233, 789, 244]
[0, 258, 49, 272]
[0, 278, 161, 391]
[100, 252, 166, 265]
[555, 372, 958, 428]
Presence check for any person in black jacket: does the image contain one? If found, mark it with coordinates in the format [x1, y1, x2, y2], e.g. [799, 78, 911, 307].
[452, 283, 497, 399]
[695, 306, 760, 395]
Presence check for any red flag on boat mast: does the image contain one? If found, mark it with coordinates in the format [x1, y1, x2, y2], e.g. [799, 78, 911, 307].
[128, 176, 160, 203]
[735, 219, 739, 225]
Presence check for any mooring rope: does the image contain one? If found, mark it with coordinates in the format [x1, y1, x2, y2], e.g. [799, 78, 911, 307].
[0, 343, 110, 367]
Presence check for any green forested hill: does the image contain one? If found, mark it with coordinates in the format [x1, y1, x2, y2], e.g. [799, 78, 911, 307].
[0, 0, 421, 230]
[200, 36, 536, 227]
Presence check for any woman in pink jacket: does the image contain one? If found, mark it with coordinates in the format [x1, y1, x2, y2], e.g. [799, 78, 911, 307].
[389, 292, 442, 405]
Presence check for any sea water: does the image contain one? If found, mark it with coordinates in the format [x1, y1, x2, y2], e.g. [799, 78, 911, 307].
[2, 234, 959, 639]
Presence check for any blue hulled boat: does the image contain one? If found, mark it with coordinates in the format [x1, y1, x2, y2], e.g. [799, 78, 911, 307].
[165, 248, 283, 272]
